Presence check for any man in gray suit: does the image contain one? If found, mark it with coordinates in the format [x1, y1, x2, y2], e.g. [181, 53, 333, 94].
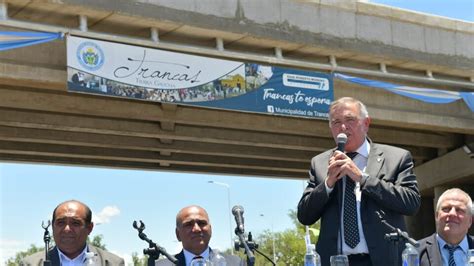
[22, 200, 124, 266]
[156, 205, 243, 266]
[418, 188, 473, 266]
[297, 97, 421, 266]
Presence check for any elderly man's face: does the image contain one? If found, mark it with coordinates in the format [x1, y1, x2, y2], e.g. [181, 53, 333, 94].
[52, 202, 93, 259]
[330, 102, 370, 152]
[175, 206, 212, 255]
[436, 192, 472, 245]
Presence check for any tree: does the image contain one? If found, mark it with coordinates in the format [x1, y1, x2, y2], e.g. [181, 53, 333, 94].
[228, 209, 320, 266]
[88, 234, 107, 250]
[131, 252, 149, 266]
[5, 244, 44, 266]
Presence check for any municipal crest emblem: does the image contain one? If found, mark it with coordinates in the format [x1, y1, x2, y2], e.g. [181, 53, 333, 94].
[76, 41, 104, 71]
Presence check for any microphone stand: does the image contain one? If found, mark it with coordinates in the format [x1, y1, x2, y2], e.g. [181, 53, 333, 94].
[132, 220, 178, 266]
[41, 220, 51, 266]
[234, 228, 256, 266]
[376, 211, 419, 266]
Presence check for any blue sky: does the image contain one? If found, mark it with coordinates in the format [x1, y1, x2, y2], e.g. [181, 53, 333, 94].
[1, 1, 473, 265]
[0, 163, 305, 264]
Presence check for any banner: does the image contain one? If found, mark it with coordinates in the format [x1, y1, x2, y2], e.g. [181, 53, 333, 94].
[67, 36, 333, 119]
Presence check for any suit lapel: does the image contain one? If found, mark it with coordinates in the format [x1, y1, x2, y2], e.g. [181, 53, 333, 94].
[468, 235, 474, 249]
[365, 143, 384, 179]
[48, 247, 60, 266]
[360, 143, 384, 210]
[427, 234, 442, 266]
[175, 251, 186, 266]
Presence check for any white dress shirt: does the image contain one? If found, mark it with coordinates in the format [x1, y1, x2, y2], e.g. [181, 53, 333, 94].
[325, 139, 371, 255]
[57, 246, 88, 266]
[183, 247, 210, 266]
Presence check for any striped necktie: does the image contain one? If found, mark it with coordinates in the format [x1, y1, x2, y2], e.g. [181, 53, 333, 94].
[444, 244, 459, 266]
[343, 152, 360, 248]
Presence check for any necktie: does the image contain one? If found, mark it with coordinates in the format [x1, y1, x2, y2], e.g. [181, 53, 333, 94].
[190, 255, 205, 266]
[444, 244, 459, 266]
[343, 152, 360, 248]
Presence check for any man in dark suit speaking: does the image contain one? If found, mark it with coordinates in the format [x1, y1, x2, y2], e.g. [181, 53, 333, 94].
[297, 97, 421, 266]
[156, 205, 243, 266]
[418, 188, 473, 266]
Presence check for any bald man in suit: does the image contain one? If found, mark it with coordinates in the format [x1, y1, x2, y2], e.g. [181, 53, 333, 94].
[22, 200, 124, 266]
[156, 205, 243, 266]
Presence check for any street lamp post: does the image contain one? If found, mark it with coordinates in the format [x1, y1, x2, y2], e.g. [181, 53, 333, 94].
[260, 214, 276, 263]
[208, 181, 234, 255]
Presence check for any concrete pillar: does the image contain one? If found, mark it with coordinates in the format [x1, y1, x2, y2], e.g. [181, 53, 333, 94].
[216, 37, 224, 51]
[150, 27, 159, 43]
[79, 15, 88, 32]
[406, 196, 435, 240]
[0, 1, 7, 20]
[274, 47, 283, 59]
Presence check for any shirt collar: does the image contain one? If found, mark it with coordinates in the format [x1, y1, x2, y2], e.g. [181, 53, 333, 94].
[57, 245, 88, 265]
[183, 247, 210, 266]
[436, 233, 469, 252]
[354, 138, 370, 158]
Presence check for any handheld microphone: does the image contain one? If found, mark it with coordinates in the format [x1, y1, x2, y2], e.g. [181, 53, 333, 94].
[335, 132, 347, 255]
[336, 133, 347, 152]
[232, 205, 245, 234]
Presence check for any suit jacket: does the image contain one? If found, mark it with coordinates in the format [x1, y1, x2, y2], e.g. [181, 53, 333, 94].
[418, 233, 474, 266]
[155, 248, 244, 266]
[21, 245, 125, 266]
[297, 141, 421, 266]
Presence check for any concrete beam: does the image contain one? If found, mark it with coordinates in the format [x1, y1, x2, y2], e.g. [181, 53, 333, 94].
[50, 0, 473, 69]
[0, 88, 463, 149]
[416, 147, 474, 192]
[0, 140, 308, 173]
[0, 125, 314, 162]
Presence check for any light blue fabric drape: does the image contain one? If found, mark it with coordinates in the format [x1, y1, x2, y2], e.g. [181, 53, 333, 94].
[335, 73, 474, 112]
[0, 31, 62, 51]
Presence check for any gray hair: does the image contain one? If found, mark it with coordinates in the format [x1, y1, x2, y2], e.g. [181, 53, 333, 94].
[328, 97, 369, 127]
[436, 188, 473, 216]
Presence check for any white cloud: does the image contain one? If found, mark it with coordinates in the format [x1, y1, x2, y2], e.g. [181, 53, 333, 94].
[93, 205, 120, 225]
[0, 238, 28, 265]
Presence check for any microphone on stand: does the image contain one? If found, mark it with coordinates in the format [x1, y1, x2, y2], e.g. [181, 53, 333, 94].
[232, 205, 245, 234]
[232, 205, 256, 266]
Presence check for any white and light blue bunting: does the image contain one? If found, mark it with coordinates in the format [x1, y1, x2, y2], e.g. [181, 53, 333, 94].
[0, 31, 62, 51]
[335, 73, 474, 112]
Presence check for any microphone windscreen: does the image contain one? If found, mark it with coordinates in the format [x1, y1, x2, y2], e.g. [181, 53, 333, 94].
[232, 205, 244, 214]
[337, 133, 347, 144]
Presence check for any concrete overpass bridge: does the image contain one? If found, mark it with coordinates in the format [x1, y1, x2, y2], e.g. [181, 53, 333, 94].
[0, 0, 473, 237]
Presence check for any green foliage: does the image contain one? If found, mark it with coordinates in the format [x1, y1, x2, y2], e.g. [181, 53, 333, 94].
[225, 209, 320, 266]
[88, 234, 107, 250]
[5, 244, 43, 266]
[131, 252, 149, 266]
